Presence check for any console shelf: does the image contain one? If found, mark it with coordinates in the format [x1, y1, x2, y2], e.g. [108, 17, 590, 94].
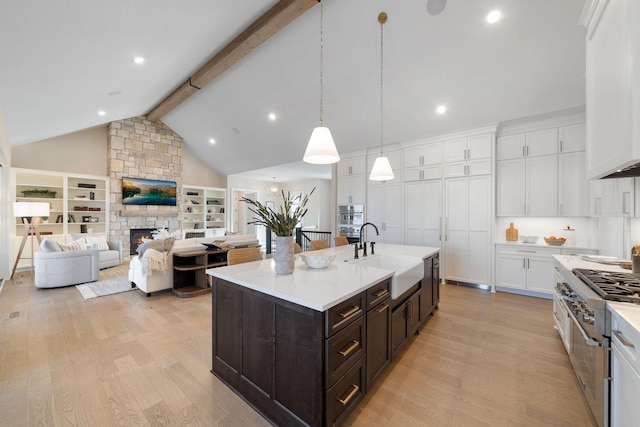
[173, 249, 230, 298]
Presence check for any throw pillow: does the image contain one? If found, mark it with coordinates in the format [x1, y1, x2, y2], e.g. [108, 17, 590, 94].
[60, 237, 87, 252]
[86, 235, 109, 251]
[40, 238, 62, 252]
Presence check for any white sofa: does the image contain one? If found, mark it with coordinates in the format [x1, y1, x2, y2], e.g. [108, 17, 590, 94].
[128, 234, 259, 296]
[70, 234, 123, 269]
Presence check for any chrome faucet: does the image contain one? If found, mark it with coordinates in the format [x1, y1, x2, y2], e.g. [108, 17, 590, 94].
[359, 222, 379, 256]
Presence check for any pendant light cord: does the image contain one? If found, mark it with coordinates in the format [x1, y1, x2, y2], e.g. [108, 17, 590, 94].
[319, 0, 325, 127]
[380, 15, 384, 156]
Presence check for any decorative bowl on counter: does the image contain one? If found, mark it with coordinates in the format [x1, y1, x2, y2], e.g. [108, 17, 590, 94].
[544, 236, 566, 246]
[519, 236, 538, 243]
[299, 253, 336, 269]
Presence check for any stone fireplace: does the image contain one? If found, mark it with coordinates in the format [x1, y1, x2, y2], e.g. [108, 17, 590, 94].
[107, 116, 183, 257]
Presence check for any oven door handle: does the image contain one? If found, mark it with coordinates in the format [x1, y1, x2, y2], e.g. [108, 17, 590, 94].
[565, 304, 605, 347]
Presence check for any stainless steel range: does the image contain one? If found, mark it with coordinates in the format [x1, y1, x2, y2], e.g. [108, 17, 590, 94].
[554, 258, 640, 427]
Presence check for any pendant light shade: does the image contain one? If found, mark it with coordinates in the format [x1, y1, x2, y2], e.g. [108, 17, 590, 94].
[369, 11, 394, 181]
[369, 156, 395, 181]
[304, 0, 339, 165]
[304, 127, 340, 164]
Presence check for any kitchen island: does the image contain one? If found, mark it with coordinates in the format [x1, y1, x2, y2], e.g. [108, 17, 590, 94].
[207, 244, 439, 427]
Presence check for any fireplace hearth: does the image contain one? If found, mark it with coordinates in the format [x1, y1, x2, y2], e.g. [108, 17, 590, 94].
[129, 228, 157, 255]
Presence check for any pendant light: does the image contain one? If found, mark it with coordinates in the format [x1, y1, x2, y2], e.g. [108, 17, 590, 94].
[266, 177, 281, 196]
[303, 0, 340, 165]
[369, 12, 395, 181]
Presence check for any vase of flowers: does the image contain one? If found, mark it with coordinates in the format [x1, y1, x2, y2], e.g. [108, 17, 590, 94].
[241, 188, 315, 275]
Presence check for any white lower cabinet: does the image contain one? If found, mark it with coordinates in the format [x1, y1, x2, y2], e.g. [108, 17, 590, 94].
[496, 245, 597, 296]
[496, 246, 559, 295]
[610, 308, 640, 427]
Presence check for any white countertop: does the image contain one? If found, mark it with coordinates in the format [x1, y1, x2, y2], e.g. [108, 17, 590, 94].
[608, 301, 640, 331]
[207, 244, 439, 312]
[496, 241, 598, 251]
[553, 254, 629, 273]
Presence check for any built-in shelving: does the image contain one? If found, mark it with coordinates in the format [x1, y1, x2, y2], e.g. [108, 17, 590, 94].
[182, 185, 226, 237]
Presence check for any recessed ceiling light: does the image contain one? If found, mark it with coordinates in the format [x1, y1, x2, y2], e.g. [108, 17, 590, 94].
[486, 10, 501, 24]
[436, 105, 447, 114]
[98, 111, 106, 116]
[134, 57, 145, 64]
[209, 138, 216, 145]
[268, 113, 277, 121]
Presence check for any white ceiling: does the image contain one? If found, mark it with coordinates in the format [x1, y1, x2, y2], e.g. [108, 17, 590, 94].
[0, 0, 587, 179]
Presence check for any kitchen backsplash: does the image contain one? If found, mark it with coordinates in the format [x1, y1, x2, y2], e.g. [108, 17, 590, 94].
[495, 217, 598, 248]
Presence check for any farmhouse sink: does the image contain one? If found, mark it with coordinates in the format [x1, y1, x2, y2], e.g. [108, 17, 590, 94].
[352, 254, 424, 299]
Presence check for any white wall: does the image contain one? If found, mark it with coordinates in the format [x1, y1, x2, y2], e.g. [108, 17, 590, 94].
[0, 109, 12, 279]
[12, 126, 108, 174]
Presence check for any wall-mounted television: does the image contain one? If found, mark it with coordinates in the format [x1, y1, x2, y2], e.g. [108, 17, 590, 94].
[122, 177, 177, 206]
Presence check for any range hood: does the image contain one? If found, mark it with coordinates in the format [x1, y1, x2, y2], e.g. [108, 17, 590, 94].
[600, 162, 640, 179]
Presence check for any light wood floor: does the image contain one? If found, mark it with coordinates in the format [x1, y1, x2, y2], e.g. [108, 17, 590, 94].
[0, 266, 595, 426]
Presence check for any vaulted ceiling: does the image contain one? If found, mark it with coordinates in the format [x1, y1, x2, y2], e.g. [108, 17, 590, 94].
[0, 0, 586, 179]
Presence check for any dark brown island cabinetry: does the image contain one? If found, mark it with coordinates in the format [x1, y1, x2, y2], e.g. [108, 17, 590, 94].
[211, 253, 439, 427]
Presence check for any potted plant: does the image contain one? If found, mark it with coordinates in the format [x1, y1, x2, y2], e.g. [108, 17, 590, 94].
[241, 188, 315, 274]
[21, 189, 57, 198]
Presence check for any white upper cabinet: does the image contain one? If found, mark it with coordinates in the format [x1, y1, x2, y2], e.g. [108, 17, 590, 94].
[444, 133, 492, 178]
[582, 0, 640, 178]
[559, 123, 586, 153]
[337, 155, 366, 176]
[559, 151, 589, 217]
[403, 141, 442, 182]
[525, 128, 558, 157]
[497, 134, 526, 160]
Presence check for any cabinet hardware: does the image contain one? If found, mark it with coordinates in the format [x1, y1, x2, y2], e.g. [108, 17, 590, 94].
[614, 330, 636, 348]
[348, 166, 352, 175]
[407, 301, 413, 319]
[444, 218, 447, 241]
[338, 385, 360, 405]
[373, 289, 389, 298]
[438, 217, 442, 241]
[464, 148, 468, 160]
[338, 340, 360, 357]
[560, 140, 563, 152]
[523, 146, 526, 157]
[523, 258, 526, 269]
[339, 306, 361, 319]
[517, 249, 536, 253]
[527, 258, 530, 269]
[526, 145, 529, 156]
[374, 303, 389, 313]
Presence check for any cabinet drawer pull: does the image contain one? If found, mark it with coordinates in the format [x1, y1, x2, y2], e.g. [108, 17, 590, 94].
[375, 303, 389, 313]
[338, 340, 360, 357]
[373, 289, 389, 298]
[339, 306, 361, 319]
[338, 384, 360, 406]
[614, 330, 636, 348]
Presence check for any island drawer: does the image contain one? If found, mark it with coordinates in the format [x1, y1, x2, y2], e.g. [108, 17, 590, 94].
[325, 291, 366, 338]
[327, 357, 365, 427]
[326, 315, 366, 387]
[366, 278, 391, 310]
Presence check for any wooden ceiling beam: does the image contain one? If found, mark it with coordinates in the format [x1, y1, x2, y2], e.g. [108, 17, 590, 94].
[147, 0, 317, 122]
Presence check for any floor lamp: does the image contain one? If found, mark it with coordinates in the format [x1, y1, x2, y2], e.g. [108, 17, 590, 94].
[11, 202, 50, 280]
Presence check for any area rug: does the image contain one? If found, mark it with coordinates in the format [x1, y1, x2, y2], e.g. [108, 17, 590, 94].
[75, 276, 134, 299]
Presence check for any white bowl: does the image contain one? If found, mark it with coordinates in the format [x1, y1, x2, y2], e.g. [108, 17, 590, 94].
[300, 253, 336, 269]
[519, 236, 538, 243]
